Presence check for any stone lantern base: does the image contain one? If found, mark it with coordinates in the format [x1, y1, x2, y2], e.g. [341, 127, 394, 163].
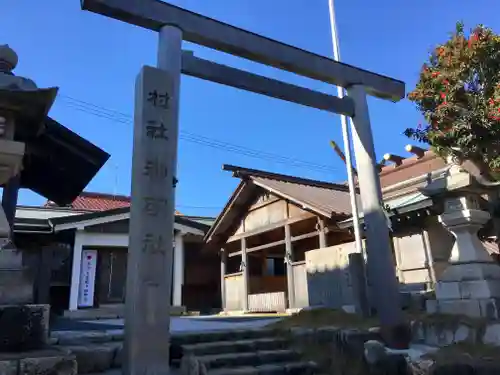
[428, 196, 500, 319]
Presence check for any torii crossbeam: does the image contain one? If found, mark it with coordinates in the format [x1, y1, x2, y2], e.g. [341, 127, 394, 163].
[82, 0, 404, 101]
[79, 1, 408, 374]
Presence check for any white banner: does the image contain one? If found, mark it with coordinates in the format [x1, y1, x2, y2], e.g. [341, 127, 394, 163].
[78, 249, 98, 308]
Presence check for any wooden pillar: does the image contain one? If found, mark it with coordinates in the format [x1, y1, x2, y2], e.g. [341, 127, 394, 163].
[318, 218, 327, 248]
[260, 251, 267, 275]
[422, 229, 437, 287]
[36, 246, 53, 305]
[241, 237, 249, 311]
[173, 232, 184, 306]
[284, 224, 295, 309]
[220, 248, 227, 311]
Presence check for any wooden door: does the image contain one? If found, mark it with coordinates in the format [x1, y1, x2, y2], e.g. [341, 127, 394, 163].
[108, 250, 127, 302]
[97, 248, 127, 305]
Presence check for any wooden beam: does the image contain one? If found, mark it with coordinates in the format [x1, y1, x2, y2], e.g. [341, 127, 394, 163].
[81, 0, 406, 101]
[227, 214, 313, 243]
[383, 153, 405, 166]
[329, 140, 358, 176]
[247, 239, 286, 253]
[182, 53, 355, 116]
[326, 226, 348, 233]
[405, 144, 426, 158]
[236, 231, 322, 254]
[292, 231, 320, 242]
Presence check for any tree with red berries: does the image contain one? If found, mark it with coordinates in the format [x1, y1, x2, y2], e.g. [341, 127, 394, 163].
[405, 22, 500, 177]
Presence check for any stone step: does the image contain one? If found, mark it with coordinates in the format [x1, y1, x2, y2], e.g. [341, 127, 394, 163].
[53, 329, 302, 374]
[50, 330, 124, 345]
[183, 337, 289, 356]
[51, 328, 277, 346]
[59, 343, 122, 374]
[198, 349, 297, 370]
[171, 329, 278, 347]
[59, 341, 317, 375]
[207, 361, 318, 375]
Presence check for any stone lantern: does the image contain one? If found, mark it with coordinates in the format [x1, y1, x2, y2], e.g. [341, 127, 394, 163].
[423, 159, 500, 318]
[0, 44, 109, 352]
[0, 45, 58, 305]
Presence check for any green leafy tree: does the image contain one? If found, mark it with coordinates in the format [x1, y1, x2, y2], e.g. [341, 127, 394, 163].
[405, 22, 500, 177]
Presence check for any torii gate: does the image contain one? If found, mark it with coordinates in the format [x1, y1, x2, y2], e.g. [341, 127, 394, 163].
[80, 0, 408, 373]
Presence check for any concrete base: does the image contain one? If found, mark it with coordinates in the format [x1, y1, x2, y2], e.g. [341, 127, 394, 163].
[436, 278, 500, 300]
[432, 262, 500, 319]
[438, 262, 500, 283]
[427, 297, 500, 319]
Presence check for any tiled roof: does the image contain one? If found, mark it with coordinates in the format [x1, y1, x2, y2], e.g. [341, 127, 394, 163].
[70, 192, 131, 211]
[223, 165, 356, 218]
[378, 150, 446, 188]
[46, 192, 182, 215]
[251, 176, 355, 217]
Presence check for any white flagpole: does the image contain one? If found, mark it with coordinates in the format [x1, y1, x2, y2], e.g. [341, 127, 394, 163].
[327, 0, 363, 255]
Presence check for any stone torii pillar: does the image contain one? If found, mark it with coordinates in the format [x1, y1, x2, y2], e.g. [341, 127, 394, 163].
[124, 26, 181, 375]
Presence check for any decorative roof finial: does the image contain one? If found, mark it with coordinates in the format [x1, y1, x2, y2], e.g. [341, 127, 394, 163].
[0, 45, 18, 74]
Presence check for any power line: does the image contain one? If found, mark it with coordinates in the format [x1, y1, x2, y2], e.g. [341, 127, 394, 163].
[57, 94, 339, 174]
[176, 204, 222, 210]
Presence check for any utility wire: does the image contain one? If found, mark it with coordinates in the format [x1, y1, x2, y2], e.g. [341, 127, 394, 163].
[57, 94, 340, 174]
[176, 204, 222, 210]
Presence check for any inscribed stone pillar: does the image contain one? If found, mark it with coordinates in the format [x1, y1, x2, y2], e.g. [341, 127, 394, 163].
[124, 65, 178, 375]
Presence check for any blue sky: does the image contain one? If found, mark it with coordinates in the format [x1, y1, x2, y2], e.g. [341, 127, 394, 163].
[2, 0, 499, 217]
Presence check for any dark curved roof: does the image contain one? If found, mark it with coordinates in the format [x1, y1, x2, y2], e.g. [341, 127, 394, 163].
[17, 117, 110, 206]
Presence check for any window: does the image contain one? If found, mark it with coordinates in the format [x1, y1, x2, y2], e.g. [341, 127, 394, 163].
[266, 258, 286, 276]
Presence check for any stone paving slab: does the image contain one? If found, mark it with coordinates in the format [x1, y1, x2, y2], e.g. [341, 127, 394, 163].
[85, 368, 181, 375]
[207, 361, 317, 375]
